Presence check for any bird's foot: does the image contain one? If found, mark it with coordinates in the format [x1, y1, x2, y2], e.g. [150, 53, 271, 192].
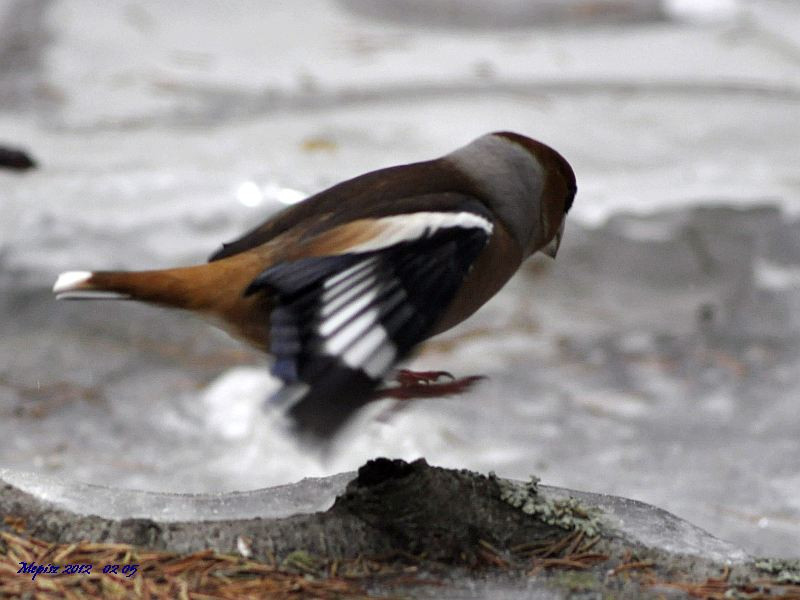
[375, 369, 486, 400]
[395, 369, 455, 386]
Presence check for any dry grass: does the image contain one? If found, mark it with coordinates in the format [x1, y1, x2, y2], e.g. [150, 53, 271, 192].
[647, 564, 800, 599]
[0, 530, 389, 599]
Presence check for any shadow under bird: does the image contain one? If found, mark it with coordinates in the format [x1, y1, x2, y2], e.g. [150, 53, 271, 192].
[54, 131, 577, 440]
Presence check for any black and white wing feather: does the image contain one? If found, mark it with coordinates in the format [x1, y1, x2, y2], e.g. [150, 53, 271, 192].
[245, 208, 493, 439]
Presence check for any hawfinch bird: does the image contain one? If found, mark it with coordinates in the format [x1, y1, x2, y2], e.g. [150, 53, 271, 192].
[54, 132, 576, 439]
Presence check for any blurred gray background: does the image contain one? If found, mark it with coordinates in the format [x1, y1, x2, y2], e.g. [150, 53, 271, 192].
[1, 0, 799, 557]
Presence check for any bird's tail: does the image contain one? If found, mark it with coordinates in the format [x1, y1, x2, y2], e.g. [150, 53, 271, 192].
[53, 268, 204, 309]
[52, 256, 273, 351]
[53, 269, 192, 308]
[54, 271, 130, 300]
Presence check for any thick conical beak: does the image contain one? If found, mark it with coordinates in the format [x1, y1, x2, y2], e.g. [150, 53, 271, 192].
[541, 221, 565, 259]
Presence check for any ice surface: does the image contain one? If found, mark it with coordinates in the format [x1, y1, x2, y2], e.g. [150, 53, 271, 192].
[0, 467, 353, 521]
[2, 0, 800, 558]
[549, 487, 749, 564]
[0, 465, 749, 565]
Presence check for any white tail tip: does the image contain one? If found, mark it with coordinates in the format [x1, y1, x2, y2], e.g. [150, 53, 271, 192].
[53, 271, 93, 293]
[53, 271, 129, 300]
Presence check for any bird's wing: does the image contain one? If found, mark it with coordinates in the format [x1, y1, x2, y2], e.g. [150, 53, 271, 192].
[244, 201, 494, 440]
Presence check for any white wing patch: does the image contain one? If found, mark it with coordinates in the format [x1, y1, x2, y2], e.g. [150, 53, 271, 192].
[324, 306, 380, 356]
[318, 284, 377, 337]
[317, 256, 399, 378]
[322, 256, 378, 289]
[346, 211, 493, 254]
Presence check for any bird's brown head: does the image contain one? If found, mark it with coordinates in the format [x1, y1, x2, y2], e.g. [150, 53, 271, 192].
[491, 131, 576, 258]
[447, 131, 576, 259]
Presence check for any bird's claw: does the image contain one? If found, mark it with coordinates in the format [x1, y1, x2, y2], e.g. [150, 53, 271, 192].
[374, 371, 486, 401]
[394, 369, 456, 386]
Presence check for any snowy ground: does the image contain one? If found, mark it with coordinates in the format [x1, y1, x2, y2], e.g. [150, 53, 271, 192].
[1, 0, 799, 557]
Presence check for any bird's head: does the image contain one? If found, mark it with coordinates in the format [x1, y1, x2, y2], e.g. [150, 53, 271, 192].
[447, 131, 577, 259]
